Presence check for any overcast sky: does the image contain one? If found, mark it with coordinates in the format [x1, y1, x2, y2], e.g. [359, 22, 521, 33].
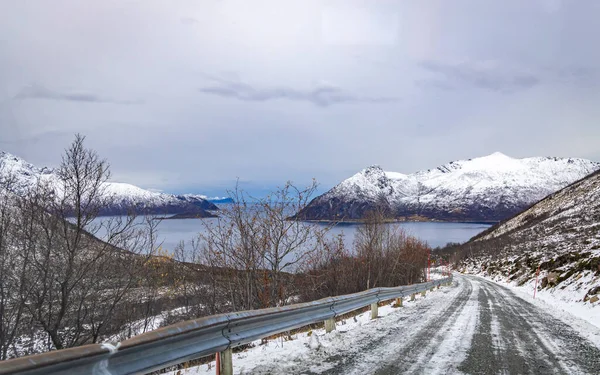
[1, 0, 599, 196]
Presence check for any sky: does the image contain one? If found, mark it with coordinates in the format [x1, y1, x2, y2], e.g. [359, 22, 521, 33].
[1, 0, 600, 197]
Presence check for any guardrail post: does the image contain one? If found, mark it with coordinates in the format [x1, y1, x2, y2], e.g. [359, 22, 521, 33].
[325, 318, 336, 333]
[421, 290, 426, 297]
[371, 303, 378, 319]
[396, 297, 403, 307]
[410, 293, 415, 301]
[220, 348, 233, 375]
[430, 286, 434, 292]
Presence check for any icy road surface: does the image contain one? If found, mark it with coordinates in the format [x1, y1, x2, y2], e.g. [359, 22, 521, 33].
[175, 275, 600, 375]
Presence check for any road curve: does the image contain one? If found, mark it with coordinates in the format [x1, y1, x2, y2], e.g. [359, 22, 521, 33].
[319, 275, 600, 375]
[229, 274, 600, 375]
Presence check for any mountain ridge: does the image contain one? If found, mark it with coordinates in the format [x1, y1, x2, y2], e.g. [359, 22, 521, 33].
[296, 152, 600, 222]
[0, 151, 218, 217]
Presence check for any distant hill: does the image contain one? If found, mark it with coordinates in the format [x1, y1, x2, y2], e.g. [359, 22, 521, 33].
[207, 197, 234, 204]
[177, 195, 234, 204]
[295, 152, 600, 223]
[0, 151, 217, 217]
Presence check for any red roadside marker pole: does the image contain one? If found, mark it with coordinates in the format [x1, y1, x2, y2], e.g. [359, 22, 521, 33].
[533, 265, 540, 299]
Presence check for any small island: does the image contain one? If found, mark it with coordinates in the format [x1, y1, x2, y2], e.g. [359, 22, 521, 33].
[153, 209, 218, 220]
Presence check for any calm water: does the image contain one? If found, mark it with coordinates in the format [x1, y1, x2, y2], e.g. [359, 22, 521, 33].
[151, 218, 490, 253]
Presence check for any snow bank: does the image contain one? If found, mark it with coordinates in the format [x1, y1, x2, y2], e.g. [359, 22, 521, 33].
[165, 285, 454, 375]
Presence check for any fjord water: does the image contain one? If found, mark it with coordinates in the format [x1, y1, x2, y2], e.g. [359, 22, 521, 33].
[152, 218, 491, 253]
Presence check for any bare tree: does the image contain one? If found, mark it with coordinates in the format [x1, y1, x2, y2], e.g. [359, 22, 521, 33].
[354, 208, 391, 289]
[0, 172, 28, 359]
[197, 180, 327, 311]
[258, 181, 323, 306]
[0, 135, 158, 354]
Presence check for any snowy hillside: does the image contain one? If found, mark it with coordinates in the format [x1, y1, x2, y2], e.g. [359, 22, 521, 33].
[0, 151, 217, 216]
[451, 169, 600, 311]
[296, 152, 600, 222]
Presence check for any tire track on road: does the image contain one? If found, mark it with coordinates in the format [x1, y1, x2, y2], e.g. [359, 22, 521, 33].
[459, 277, 600, 375]
[471, 277, 600, 375]
[460, 277, 569, 374]
[372, 276, 477, 375]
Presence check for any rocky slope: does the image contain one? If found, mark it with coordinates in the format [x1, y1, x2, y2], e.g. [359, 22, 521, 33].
[0, 151, 217, 217]
[296, 152, 600, 222]
[446, 169, 600, 307]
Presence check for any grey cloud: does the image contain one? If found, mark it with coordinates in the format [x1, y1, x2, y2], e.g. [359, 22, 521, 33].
[415, 79, 457, 91]
[551, 66, 596, 84]
[180, 17, 199, 25]
[418, 61, 540, 93]
[15, 84, 141, 105]
[199, 78, 397, 107]
[0, 130, 71, 146]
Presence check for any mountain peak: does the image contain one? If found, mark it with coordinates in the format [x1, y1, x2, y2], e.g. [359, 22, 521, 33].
[362, 165, 383, 173]
[0, 151, 21, 162]
[360, 165, 388, 182]
[487, 151, 510, 158]
[0, 151, 39, 175]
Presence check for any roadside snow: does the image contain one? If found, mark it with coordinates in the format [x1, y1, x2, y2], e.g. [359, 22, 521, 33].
[165, 284, 457, 375]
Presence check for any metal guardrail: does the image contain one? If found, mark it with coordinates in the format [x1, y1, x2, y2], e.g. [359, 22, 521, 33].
[0, 276, 452, 375]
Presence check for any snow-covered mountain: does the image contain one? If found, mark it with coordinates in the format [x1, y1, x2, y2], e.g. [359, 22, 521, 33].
[0, 151, 217, 216]
[449, 168, 600, 308]
[296, 152, 600, 222]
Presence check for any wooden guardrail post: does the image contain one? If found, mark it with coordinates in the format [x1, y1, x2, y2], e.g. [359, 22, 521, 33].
[325, 318, 336, 333]
[410, 293, 415, 301]
[396, 297, 403, 307]
[370, 303, 378, 319]
[421, 290, 426, 297]
[220, 348, 233, 375]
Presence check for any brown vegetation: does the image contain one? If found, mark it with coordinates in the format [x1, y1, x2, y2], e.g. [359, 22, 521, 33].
[298, 209, 429, 301]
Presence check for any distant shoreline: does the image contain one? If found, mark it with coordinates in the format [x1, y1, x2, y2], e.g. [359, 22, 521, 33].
[297, 219, 497, 225]
[152, 211, 218, 220]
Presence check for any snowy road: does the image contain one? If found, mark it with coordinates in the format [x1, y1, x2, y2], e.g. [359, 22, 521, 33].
[177, 274, 600, 375]
[373, 275, 600, 375]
